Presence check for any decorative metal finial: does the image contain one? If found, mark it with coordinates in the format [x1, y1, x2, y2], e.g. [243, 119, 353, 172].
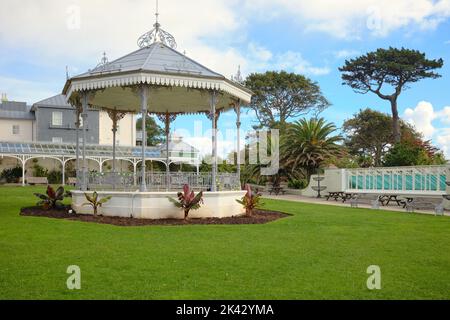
[89, 51, 121, 74]
[66, 66, 69, 80]
[231, 65, 244, 84]
[96, 52, 109, 68]
[137, 0, 177, 49]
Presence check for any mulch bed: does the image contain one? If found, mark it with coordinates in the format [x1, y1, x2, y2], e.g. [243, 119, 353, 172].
[20, 206, 290, 227]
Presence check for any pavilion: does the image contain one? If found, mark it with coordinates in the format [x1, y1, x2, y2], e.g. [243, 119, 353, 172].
[63, 13, 251, 194]
[64, 7, 252, 219]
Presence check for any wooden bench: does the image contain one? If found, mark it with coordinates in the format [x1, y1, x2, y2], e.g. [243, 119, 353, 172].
[26, 177, 48, 185]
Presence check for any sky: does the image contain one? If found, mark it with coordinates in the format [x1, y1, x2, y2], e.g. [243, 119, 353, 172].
[1, 0, 450, 158]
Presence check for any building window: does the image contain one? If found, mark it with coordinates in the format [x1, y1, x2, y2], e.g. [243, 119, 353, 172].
[52, 137, 63, 143]
[52, 111, 63, 126]
[12, 125, 20, 135]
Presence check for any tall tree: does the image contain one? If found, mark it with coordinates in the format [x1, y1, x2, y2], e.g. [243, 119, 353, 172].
[342, 108, 441, 167]
[339, 48, 443, 142]
[282, 118, 343, 179]
[136, 116, 164, 146]
[245, 71, 330, 131]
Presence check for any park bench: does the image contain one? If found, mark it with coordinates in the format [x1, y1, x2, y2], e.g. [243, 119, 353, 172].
[404, 197, 445, 215]
[349, 194, 382, 209]
[67, 177, 77, 186]
[26, 177, 48, 185]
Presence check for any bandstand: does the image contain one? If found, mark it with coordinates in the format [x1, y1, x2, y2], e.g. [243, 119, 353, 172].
[64, 10, 252, 219]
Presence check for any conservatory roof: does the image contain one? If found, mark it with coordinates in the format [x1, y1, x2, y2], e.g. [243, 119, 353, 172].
[0, 141, 162, 159]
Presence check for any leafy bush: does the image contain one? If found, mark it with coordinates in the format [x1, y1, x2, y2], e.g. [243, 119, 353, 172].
[33, 164, 48, 178]
[1, 166, 22, 183]
[47, 170, 62, 184]
[288, 179, 308, 190]
[168, 185, 204, 220]
[34, 186, 66, 210]
[236, 184, 263, 216]
[384, 143, 428, 167]
[83, 192, 111, 216]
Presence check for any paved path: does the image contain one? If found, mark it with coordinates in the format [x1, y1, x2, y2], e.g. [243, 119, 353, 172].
[263, 194, 449, 217]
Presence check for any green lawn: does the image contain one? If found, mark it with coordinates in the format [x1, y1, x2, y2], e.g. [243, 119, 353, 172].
[0, 186, 449, 300]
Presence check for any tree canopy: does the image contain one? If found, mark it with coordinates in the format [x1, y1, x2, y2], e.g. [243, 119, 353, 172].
[282, 118, 343, 179]
[339, 47, 443, 142]
[245, 71, 330, 131]
[343, 108, 445, 167]
[342, 108, 424, 167]
[136, 116, 164, 147]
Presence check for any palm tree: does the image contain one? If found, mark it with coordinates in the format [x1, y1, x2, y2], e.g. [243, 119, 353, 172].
[282, 118, 343, 180]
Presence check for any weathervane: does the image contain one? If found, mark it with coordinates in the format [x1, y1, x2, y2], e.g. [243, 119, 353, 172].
[137, 0, 177, 49]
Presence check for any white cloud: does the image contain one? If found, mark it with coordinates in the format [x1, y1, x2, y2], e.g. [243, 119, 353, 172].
[0, 0, 331, 105]
[242, 45, 330, 76]
[404, 101, 436, 139]
[333, 50, 361, 59]
[242, 0, 450, 39]
[0, 0, 243, 77]
[248, 43, 273, 62]
[403, 101, 450, 158]
[438, 106, 450, 124]
[0, 76, 57, 104]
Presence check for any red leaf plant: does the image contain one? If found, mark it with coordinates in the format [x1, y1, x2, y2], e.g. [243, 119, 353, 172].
[168, 184, 204, 220]
[236, 184, 263, 216]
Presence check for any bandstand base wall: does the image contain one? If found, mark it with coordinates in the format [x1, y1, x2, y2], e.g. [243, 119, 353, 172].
[71, 190, 246, 220]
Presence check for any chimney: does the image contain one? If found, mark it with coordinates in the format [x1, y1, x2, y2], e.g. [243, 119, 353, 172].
[1, 93, 7, 102]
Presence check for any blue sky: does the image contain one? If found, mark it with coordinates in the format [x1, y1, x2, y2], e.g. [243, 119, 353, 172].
[1, 0, 450, 157]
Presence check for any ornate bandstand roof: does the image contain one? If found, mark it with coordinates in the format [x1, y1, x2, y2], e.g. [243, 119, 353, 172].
[63, 12, 252, 115]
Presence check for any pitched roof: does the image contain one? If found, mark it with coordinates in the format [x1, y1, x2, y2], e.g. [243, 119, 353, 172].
[0, 101, 35, 120]
[73, 42, 224, 80]
[33, 94, 72, 110]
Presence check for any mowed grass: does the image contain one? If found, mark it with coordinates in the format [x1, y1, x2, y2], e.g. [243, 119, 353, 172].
[1, 186, 450, 300]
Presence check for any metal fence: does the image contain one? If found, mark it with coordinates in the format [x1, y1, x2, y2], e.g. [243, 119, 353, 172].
[344, 165, 448, 195]
[81, 172, 241, 191]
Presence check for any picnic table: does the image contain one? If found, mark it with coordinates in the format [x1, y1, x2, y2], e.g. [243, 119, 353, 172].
[403, 197, 415, 209]
[379, 195, 405, 207]
[269, 186, 286, 196]
[326, 192, 343, 201]
[325, 192, 355, 203]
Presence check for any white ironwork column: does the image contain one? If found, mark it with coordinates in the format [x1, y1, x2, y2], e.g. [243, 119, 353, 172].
[166, 115, 170, 191]
[133, 162, 138, 186]
[62, 159, 65, 186]
[140, 86, 149, 192]
[107, 109, 126, 190]
[235, 101, 241, 188]
[21, 156, 26, 187]
[158, 112, 177, 191]
[81, 92, 89, 191]
[210, 91, 218, 192]
[75, 106, 81, 176]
